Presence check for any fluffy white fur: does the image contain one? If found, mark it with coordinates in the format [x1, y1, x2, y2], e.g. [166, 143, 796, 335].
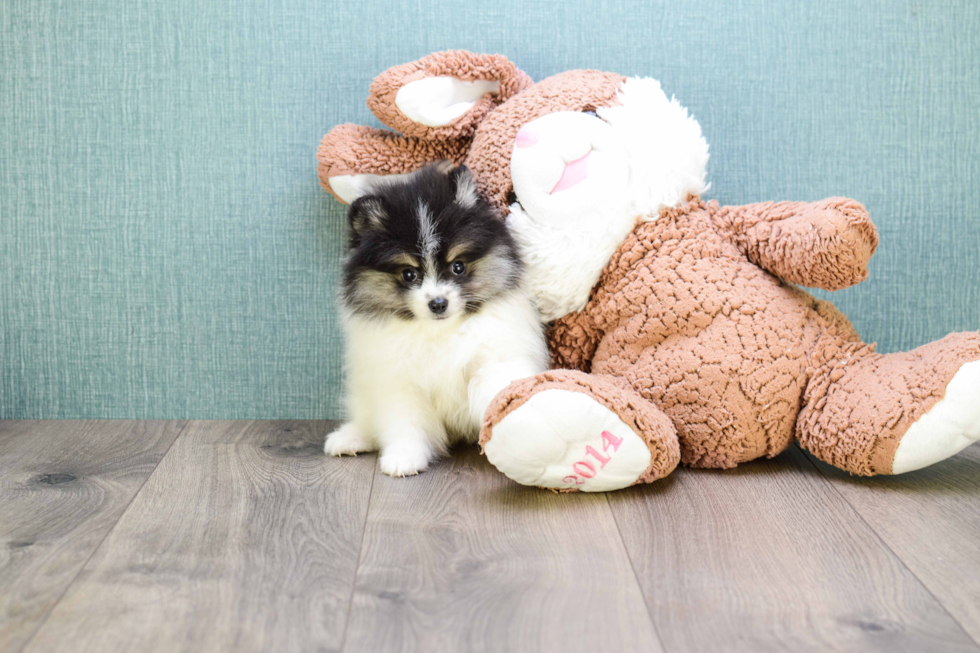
[325, 288, 548, 477]
[507, 77, 709, 321]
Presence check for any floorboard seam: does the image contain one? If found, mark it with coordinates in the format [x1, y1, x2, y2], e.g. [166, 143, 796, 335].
[15, 419, 191, 653]
[337, 450, 378, 653]
[606, 493, 669, 653]
[797, 446, 980, 649]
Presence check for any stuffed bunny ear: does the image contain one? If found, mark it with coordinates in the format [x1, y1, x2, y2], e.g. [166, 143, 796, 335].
[317, 123, 468, 204]
[368, 50, 533, 141]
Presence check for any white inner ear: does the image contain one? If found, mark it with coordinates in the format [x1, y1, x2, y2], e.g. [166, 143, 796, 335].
[328, 172, 413, 203]
[395, 77, 500, 127]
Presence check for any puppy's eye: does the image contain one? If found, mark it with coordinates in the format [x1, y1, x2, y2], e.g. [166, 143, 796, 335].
[581, 110, 598, 118]
[401, 268, 418, 283]
[451, 261, 466, 276]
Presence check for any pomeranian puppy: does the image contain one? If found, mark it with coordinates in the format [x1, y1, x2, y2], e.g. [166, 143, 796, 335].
[325, 163, 548, 477]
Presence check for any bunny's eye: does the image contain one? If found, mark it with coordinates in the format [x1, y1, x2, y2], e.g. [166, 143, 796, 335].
[581, 110, 599, 118]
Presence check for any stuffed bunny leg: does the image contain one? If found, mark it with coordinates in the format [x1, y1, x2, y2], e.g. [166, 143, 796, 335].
[480, 370, 681, 492]
[798, 331, 980, 475]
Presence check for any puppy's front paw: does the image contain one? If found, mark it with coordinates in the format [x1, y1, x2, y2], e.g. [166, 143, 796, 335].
[324, 423, 376, 457]
[379, 440, 433, 477]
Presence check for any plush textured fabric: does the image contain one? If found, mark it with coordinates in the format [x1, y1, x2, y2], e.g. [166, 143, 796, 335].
[2, 0, 978, 419]
[713, 199, 880, 291]
[318, 49, 980, 483]
[320, 64, 625, 212]
[464, 70, 625, 212]
[479, 369, 681, 485]
[798, 333, 980, 474]
[548, 198, 980, 475]
[317, 124, 469, 202]
[368, 51, 533, 141]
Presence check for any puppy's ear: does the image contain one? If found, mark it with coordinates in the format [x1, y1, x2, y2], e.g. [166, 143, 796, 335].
[432, 159, 455, 174]
[449, 165, 479, 209]
[347, 195, 387, 237]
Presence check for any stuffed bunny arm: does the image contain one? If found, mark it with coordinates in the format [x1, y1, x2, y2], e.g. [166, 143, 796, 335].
[711, 198, 879, 291]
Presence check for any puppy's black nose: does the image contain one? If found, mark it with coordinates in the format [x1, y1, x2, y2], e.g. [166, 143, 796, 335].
[428, 297, 448, 314]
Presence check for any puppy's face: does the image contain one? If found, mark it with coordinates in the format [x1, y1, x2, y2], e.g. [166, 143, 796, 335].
[342, 165, 521, 322]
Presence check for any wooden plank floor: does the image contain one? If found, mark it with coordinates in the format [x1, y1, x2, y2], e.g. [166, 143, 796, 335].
[2, 421, 979, 653]
[0, 421, 184, 652]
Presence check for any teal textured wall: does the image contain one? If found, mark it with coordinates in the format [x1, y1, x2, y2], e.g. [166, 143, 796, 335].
[1, 0, 978, 418]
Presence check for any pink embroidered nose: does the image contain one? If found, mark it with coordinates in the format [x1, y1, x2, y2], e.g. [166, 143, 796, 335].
[515, 125, 538, 148]
[550, 152, 590, 194]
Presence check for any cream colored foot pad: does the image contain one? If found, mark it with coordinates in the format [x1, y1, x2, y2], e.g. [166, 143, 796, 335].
[892, 360, 980, 474]
[485, 389, 651, 492]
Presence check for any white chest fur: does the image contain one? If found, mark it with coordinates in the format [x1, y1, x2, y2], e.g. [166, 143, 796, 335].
[341, 290, 545, 437]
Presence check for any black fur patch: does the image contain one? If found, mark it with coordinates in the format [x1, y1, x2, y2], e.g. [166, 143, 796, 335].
[342, 164, 522, 320]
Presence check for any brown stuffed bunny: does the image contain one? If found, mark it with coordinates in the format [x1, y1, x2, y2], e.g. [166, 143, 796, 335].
[318, 50, 980, 492]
